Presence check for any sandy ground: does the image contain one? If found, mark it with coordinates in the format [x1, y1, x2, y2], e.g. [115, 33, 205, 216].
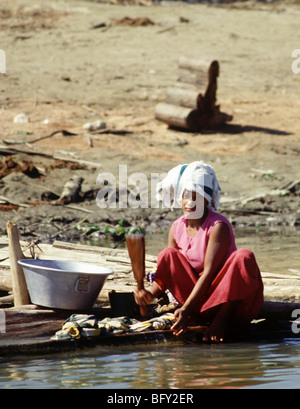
[0, 0, 299, 245]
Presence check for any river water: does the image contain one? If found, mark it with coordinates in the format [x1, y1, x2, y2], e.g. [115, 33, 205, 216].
[1, 340, 300, 389]
[0, 227, 299, 389]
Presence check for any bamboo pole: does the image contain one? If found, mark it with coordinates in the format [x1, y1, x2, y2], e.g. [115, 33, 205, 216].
[7, 221, 30, 306]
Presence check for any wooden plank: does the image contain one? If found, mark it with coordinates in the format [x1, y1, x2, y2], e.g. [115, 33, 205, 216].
[263, 287, 300, 303]
[0, 301, 299, 356]
[52, 240, 157, 263]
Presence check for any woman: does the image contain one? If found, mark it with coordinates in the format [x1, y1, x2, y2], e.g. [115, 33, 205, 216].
[135, 161, 264, 343]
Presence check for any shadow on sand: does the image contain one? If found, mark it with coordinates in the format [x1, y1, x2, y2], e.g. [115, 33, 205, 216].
[170, 123, 292, 136]
[217, 123, 292, 136]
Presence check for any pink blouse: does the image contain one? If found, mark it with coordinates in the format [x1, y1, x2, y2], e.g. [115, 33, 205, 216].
[172, 209, 237, 273]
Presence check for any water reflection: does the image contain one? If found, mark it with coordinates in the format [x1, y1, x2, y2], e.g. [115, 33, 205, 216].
[1, 340, 300, 389]
[233, 227, 300, 275]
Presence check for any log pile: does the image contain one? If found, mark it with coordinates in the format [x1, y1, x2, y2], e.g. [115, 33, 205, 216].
[155, 56, 233, 131]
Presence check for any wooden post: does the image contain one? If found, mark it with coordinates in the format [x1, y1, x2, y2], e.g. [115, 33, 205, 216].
[7, 221, 30, 306]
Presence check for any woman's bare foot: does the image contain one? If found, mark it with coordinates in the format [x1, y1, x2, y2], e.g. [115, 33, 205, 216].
[202, 301, 239, 343]
[203, 321, 226, 343]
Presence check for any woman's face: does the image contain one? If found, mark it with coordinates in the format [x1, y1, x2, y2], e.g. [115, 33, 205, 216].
[181, 190, 208, 219]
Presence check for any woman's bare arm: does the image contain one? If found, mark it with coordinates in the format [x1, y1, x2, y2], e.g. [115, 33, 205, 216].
[135, 224, 177, 307]
[168, 223, 178, 248]
[171, 222, 231, 334]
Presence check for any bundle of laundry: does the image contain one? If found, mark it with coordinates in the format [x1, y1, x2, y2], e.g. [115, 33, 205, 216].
[52, 313, 176, 341]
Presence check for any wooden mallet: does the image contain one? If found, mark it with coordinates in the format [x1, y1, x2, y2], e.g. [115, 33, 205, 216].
[126, 232, 148, 317]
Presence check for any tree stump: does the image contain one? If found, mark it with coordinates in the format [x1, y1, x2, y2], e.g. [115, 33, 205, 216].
[155, 57, 232, 131]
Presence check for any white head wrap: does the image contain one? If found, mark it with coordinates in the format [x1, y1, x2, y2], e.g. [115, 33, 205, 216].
[156, 161, 221, 211]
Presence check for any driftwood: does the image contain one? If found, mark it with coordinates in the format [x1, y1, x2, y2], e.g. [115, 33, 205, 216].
[2, 129, 77, 146]
[178, 56, 213, 73]
[155, 57, 232, 131]
[165, 88, 199, 109]
[0, 195, 30, 208]
[155, 102, 232, 131]
[0, 145, 102, 169]
[155, 103, 195, 130]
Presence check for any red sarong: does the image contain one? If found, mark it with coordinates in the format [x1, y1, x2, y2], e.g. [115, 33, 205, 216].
[154, 247, 264, 324]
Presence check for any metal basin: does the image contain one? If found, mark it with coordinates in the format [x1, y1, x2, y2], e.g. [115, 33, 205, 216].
[18, 259, 113, 310]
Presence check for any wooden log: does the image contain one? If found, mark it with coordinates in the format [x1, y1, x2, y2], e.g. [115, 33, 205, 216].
[263, 278, 300, 287]
[6, 221, 30, 306]
[174, 81, 200, 91]
[177, 57, 218, 90]
[263, 287, 300, 303]
[156, 58, 232, 131]
[155, 102, 232, 131]
[165, 88, 199, 109]
[155, 102, 198, 130]
[177, 68, 207, 89]
[258, 301, 300, 321]
[0, 294, 14, 307]
[178, 56, 213, 73]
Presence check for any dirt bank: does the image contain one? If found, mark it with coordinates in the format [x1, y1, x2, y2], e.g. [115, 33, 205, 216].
[0, 0, 299, 246]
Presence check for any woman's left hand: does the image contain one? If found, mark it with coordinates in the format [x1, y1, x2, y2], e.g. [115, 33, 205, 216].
[171, 307, 190, 336]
